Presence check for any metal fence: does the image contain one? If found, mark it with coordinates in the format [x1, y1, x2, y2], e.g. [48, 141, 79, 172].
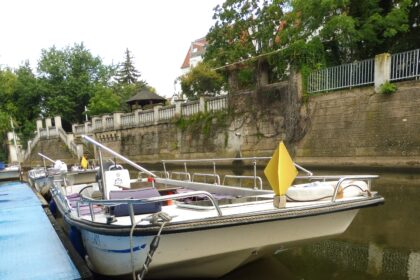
[307, 48, 420, 94]
[307, 58, 374, 93]
[391, 49, 420, 81]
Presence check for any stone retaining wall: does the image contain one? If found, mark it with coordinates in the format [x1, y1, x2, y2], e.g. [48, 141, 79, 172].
[296, 80, 420, 169]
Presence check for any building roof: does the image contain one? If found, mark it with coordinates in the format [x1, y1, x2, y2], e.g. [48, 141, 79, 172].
[181, 37, 208, 69]
[126, 89, 166, 104]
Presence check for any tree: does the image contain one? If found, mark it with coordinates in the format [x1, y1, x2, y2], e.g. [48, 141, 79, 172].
[14, 62, 41, 122]
[179, 62, 224, 100]
[0, 68, 17, 161]
[289, 0, 412, 64]
[114, 49, 148, 111]
[37, 43, 114, 126]
[205, 0, 413, 86]
[205, 0, 287, 85]
[116, 48, 144, 85]
[0, 68, 18, 116]
[88, 86, 121, 116]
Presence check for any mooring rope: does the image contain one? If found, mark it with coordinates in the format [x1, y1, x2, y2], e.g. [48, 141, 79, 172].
[129, 212, 172, 280]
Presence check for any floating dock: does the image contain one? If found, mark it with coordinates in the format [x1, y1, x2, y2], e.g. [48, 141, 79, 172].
[0, 181, 83, 279]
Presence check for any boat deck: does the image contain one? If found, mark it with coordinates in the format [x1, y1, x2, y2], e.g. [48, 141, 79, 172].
[75, 192, 368, 226]
[0, 181, 81, 280]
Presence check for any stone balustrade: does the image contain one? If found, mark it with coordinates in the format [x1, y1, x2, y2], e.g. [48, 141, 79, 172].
[72, 95, 228, 134]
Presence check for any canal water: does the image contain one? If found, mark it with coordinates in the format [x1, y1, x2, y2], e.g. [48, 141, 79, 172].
[219, 170, 420, 280]
[105, 165, 420, 280]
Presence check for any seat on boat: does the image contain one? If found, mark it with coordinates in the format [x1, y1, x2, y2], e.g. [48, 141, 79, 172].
[104, 168, 131, 194]
[66, 193, 103, 215]
[109, 188, 162, 217]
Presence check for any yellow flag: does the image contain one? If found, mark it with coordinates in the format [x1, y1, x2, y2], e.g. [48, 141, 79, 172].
[264, 142, 298, 195]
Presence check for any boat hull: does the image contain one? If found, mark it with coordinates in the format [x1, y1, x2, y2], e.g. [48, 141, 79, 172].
[0, 170, 20, 181]
[80, 208, 359, 278]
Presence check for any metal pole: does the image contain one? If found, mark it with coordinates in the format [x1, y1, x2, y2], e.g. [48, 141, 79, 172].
[82, 135, 156, 177]
[98, 148, 106, 199]
[38, 153, 55, 164]
[253, 160, 257, 189]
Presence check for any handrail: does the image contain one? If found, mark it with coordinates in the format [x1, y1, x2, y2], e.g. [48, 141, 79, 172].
[223, 175, 263, 190]
[170, 171, 191, 181]
[331, 175, 379, 202]
[192, 173, 221, 185]
[82, 135, 156, 178]
[162, 156, 272, 163]
[138, 171, 169, 179]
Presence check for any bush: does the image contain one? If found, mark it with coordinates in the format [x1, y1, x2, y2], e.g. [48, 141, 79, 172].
[379, 81, 397, 95]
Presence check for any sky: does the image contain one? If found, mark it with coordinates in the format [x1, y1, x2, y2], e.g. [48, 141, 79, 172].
[0, 0, 225, 98]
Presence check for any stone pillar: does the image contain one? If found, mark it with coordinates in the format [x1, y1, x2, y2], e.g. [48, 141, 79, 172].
[175, 100, 183, 117]
[374, 53, 391, 93]
[45, 117, 52, 138]
[91, 116, 99, 131]
[36, 119, 43, 134]
[67, 134, 74, 148]
[134, 109, 142, 125]
[45, 117, 52, 128]
[102, 115, 107, 130]
[76, 144, 84, 158]
[85, 122, 91, 134]
[54, 116, 62, 129]
[154, 105, 162, 125]
[199, 96, 206, 112]
[113, 112, 122, 129]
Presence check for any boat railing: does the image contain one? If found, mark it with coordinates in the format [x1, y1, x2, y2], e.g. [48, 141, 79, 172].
[311, 175, 379, 202]
[138, 171, 170, 179]
[223, 175, 263, 190]
[28, 168, 47, 179]
[170, 171, 191, 181]
[192, 173, 221, 185]
[292, 174, 378, 202]
[51, 179, 73, 212]
[74, 190, 223, 224]
[161, 157, 312, 190]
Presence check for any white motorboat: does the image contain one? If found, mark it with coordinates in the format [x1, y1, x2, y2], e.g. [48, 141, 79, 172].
[28, 153, 97, 197]
[0, 163, 21, 181]
[50, 135, 384, 279]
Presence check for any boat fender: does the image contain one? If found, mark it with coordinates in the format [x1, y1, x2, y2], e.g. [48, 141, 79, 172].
[69, 226, 86, 257]
[286, 181, 337, 202]
[49, 200, 57, 216]
[342, 180, 369, 197]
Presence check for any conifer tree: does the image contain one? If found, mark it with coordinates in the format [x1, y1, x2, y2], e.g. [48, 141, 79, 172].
[117, 48, 142, 85]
